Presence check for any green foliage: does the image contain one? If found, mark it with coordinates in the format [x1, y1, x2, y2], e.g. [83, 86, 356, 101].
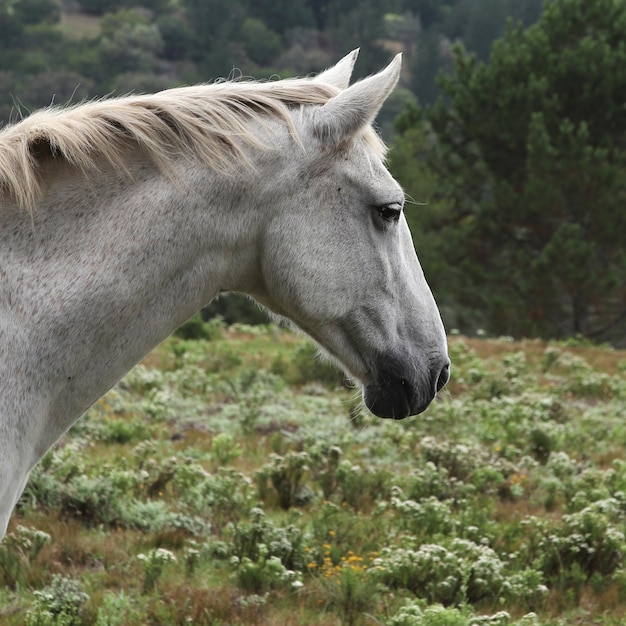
[396, 0, 626, 342]
[228, 508, 305, 576]
[210, 432, 242, 466]
[0, 0, 549, 135]
[316, 551, 379, 626]
[247, 0, 314, 34]
[242, 18, 282, 65]
[202, 293, 269, 326]
[58, 475, 125, 526]
[256, 451, 310, 509]
[174, 313, 222, 341]
[15, 0, 59, 25]
[289, 341, 343, 387]
[233, 552, 301, 593]
[156, 14, 193, 61]
[534, 499, 625, 586]
[78, 0, 124, 16]
[388, 603, 540, 626]
[0, 526, 50, 589]
[26, 575, 89, 626]
[326, 0, 390, 77]
[375, 538, 546, 607]
[178, 466, 254, 524]
[4, 331, 626, 624]
[137, 548, 177, 593]
[224, 369, 277, 434]
[333, 460, 392, 511]
[389, 603, 469, 626]
[182, 0, 244, 78]
[95, 591, 146, 626]
[99, 10, 163, 77]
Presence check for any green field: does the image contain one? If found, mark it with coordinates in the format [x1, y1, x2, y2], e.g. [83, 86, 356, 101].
[1, 320, 626, 625]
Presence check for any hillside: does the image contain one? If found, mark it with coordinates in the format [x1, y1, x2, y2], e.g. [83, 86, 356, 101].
[0, 0, 545, 126]
[1, 321, 625, 625]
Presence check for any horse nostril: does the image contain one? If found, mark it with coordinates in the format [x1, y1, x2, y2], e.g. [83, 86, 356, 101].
[436, 362, 450, 393]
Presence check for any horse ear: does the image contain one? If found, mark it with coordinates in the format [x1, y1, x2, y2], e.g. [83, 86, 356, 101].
[313, 49, 359, 89]
[313, 53, 402, 144]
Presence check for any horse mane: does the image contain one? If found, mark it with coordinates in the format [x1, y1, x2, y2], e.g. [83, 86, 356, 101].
[0, 79, 387, 211]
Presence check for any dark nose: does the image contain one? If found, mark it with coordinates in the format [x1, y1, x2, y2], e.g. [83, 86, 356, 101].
[435, 360, 451, 394]
[363, 355, 451, 420]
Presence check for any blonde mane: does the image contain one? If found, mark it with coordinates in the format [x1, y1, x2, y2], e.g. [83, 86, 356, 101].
[0, 79, 386, 211]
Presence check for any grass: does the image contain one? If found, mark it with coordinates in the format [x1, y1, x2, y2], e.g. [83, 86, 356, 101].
[1, 320, 626, 625]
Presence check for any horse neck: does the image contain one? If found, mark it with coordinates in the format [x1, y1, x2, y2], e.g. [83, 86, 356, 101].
[0, 154, 264, 450]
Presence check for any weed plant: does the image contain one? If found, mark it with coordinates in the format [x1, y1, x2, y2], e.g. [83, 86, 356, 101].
[2, 326, 626, 624]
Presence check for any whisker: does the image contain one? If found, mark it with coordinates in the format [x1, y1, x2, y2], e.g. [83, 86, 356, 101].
[403, 192, 429, 207]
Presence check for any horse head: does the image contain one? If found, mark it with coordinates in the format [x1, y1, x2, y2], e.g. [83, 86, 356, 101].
[252, 51, 450, 419]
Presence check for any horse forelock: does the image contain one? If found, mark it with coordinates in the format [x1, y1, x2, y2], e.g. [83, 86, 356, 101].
[0, 78, 382, 211]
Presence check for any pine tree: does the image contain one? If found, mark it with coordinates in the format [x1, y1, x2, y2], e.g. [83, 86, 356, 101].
[395, 0, 626, 342]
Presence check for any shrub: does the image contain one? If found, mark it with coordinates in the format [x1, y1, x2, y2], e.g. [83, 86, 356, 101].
[403, 462, 459, 501]
[26, 575, 89, 626]
[181, 468, 254, 524]
[224, 370, 275, 434]
[256, 451, 310, 510]
[174, 314, 223, 340]
[119, 364, 164, 394]
[119, 500, 172, 532]
[311, 544, 379, 626]
[289, 342, 343, 387]
[388, 604, 540, 626]
[227, 508, 306, 592]
[242, 18, 282, 65]
[419, 438, 485, 482]
[0, 525, 50, 588]
[210, 432, 242, 466]
[374, 539, 544, 606]
[311, 445, 343, 499]
[232, 550, 302, 594]
[97, 416, 152, 444]
[19, 443, 87, 511]
[95, 591, 146, 626]
[334, 460, 393, 511]
[388, 603, 469, 626]
[389, 491, 455, 538]
[137, 548, 177, 594]
[59, 476, 123, 526]
[534, 499, 625, 587]
[227, 507, 306, 573]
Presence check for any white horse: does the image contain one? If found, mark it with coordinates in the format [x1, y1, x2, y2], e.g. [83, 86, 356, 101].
[0, 50, 449, 540]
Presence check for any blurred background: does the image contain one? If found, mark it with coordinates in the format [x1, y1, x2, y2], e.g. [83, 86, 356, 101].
[1, 0, 624, 346]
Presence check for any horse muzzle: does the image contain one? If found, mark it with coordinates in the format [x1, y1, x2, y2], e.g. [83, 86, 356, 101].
[363, 355, 450, 419]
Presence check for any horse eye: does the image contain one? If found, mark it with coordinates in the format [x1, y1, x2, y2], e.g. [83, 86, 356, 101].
[378, 204, 402, 222]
